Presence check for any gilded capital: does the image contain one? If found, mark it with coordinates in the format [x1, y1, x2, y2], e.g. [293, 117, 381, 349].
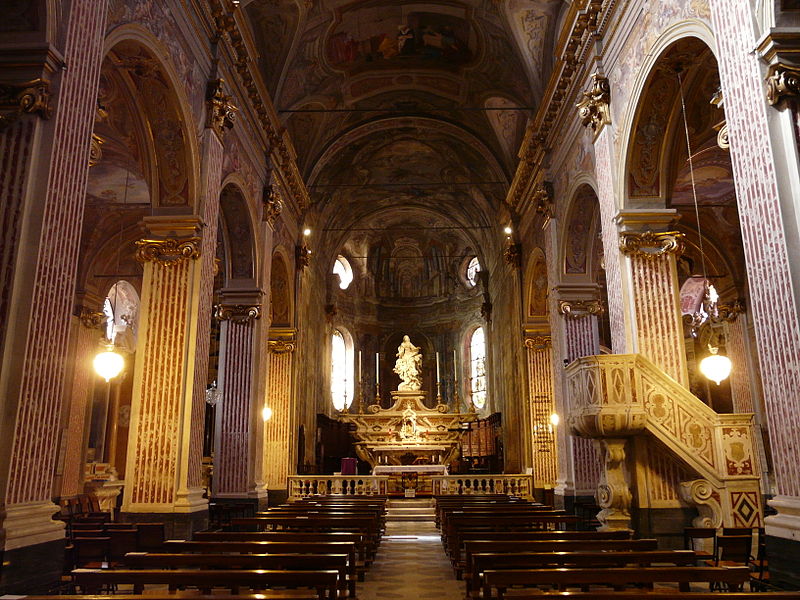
[206, 79, 238, 136]
[533, 181, 554, 226]
[524, 335, 552, 351]
[576, 73, 611, 135]
[0, 78, 52, 130]
[135, 237, 201, 266]
[618, 230, 684, 260]
[766, 63, 800, 106]
[215, 303, 261, 323]
[79, 308, 106, 329]
[559, 299, 604, 319]
[268, 339, 296, 354]
[89, 133, 104, 166]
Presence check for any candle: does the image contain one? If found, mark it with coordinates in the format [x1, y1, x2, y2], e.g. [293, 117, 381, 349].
[375, 352, 380, 386]
[453, 349, 458, 383]
[358, 351, 362, 383]
[436, 351, 441, 382]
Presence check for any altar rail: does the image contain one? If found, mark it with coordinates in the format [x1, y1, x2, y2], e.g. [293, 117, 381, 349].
[288, 475, 389, 500]
[431, 474, 533, 498]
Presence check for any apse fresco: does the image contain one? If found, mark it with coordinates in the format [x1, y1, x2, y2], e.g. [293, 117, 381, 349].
[327, 9, 474, 73]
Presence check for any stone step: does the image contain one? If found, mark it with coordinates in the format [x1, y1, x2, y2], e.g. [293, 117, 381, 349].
[386, 498, 434, 509]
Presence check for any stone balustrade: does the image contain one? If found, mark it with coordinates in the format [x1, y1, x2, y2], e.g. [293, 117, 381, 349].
[431, 474, 532, 498]
[287, 475, 389, 500]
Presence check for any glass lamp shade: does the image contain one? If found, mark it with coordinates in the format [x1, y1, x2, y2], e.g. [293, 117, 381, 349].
[262, 406, 273, 421]
[94, 346, 124, 382]
[700, 347, 732, 385]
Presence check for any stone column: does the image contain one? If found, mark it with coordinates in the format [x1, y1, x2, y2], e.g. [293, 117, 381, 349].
[617, 212, 689, 387]
[213, 289, 264, 507]
[709, 3, 800, 584]
[723, 310, 755, 414]
[524, 333, 558, 490]
[0, 1, 108, 592]
[262, 328, 296, 504]
[60, 307, 106, 498]
[121, 218, 208, 535]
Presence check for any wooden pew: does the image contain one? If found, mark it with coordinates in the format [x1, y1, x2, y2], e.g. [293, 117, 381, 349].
[71, 568, 340, 600]
[459, 538, 659, 580]
[483, 566, 751, 598]
[448, 529, 631, 573]
[468, 550, 698, 597]
[163, 540, 359, 572]
[123, 552, 354, 597]
[191, 531, 369, 564]
[15, 593, 800, 600]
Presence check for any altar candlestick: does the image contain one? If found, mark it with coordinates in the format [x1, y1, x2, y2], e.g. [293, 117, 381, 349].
[375, 352, 380, 384]
[453, 349, 458, 383]
[358, 351, 362, 383]
[436, 351, 441, 382]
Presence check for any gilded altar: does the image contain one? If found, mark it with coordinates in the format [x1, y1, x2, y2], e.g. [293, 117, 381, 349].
[338, 391, 476, 468]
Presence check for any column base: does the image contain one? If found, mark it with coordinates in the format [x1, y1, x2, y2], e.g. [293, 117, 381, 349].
[765, 495, 800, 588]
[0, 502, 66, 594]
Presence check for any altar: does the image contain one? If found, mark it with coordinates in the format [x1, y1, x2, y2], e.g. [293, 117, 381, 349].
[372, 464, 449, 496]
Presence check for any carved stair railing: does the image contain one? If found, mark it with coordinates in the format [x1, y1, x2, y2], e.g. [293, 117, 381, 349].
[566, 354, 762, 530]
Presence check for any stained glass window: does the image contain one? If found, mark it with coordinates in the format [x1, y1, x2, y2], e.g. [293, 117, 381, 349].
[469, 326, 487, 410]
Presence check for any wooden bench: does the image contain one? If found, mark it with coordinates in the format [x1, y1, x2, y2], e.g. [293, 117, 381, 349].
[483, 566, 751, 598]
[468, 550, 698, 597]
[123, 552, 354, 597]
[6, 593, 326, 600]
[459, 539, 659, 579]
[449, 529, 631, 572]
[192, 531, 369, 563]
[454, 593, 800, 600]
[71, 568, 339, 600]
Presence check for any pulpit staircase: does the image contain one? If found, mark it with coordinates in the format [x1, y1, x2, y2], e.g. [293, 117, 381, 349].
[566, 353, 762, 529]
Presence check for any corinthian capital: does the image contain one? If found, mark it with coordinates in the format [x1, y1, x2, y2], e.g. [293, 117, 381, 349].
[559, 299, 604, 319]
[206, 79, 237, 136]
[215, 303, 261, 323]
[0, 78, 52, 130]
[618, 230, 684, 260]
[766, 63, 800, 107]
[135, 237, 201, 266]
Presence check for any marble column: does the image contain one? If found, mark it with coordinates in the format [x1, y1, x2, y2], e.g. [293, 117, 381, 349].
[121, 218, 208, 535]
[60, 307, 106, 498]
[213, 290, 264, 505]
[262, 328, 296, 502]
[0, 0, 108, 592]
[617, 212, 689, 387]
[524, 333, 558, 489]
[709, 3, 800, 579]
[556, 286, 603, 499]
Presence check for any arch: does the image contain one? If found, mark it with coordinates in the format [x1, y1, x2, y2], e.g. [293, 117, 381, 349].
[332, 255, 353, 290]
[467, 325, 488, 411]
[103, 280, 140, 352]
[560, 184, 600, 277]
[617, 22, 717, 205]
[103, 25, 200, 209]
[219, 182, 257, 282]
[269, 249, 293, 327]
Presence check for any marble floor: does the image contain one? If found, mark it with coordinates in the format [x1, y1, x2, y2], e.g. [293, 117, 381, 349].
[359, 521, 465, 600]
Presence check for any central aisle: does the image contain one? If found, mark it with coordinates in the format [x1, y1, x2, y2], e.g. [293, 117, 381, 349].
[360, 515, 464, 600]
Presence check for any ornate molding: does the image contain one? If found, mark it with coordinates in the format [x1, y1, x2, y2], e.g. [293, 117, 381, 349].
[134, 237, 201, 266]
[618, 231, 684, 260]
[680, 479, 722, 528]
[559, 299, 604, 319]
[533, 181, 554, 226]
[79, 308, 106, 330]
[504, 242, 522, 268]
[0, 78, 52, 130]
[595, 438, 633, 531]
[262, 182, 283, 224]
[766, 63, 800, 107]
[214, 303, 261, 323]
[524, 335, 552, 352]
[296, 243, 311, 270]
[206, 79, 237, 136]
[268, 339, 296, 354]
[576, 73, 611, 135]
[89, 133, 104, 166]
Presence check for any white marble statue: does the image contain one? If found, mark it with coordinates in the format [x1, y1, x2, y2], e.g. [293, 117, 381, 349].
[393, 334, 422, 391]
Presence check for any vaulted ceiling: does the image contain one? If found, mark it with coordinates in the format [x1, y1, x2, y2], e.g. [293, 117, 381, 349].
[242, 0, 565, 262]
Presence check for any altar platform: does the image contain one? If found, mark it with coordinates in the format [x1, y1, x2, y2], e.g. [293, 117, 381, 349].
[373, 464, 448, 496]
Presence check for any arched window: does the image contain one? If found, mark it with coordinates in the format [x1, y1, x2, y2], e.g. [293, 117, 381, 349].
[466, 256, 481, 287]
[469, 327, 487, 410]
[333, 255, 353, 289]
[103, 280, 140, 352]
[331, 329, 354, 410]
